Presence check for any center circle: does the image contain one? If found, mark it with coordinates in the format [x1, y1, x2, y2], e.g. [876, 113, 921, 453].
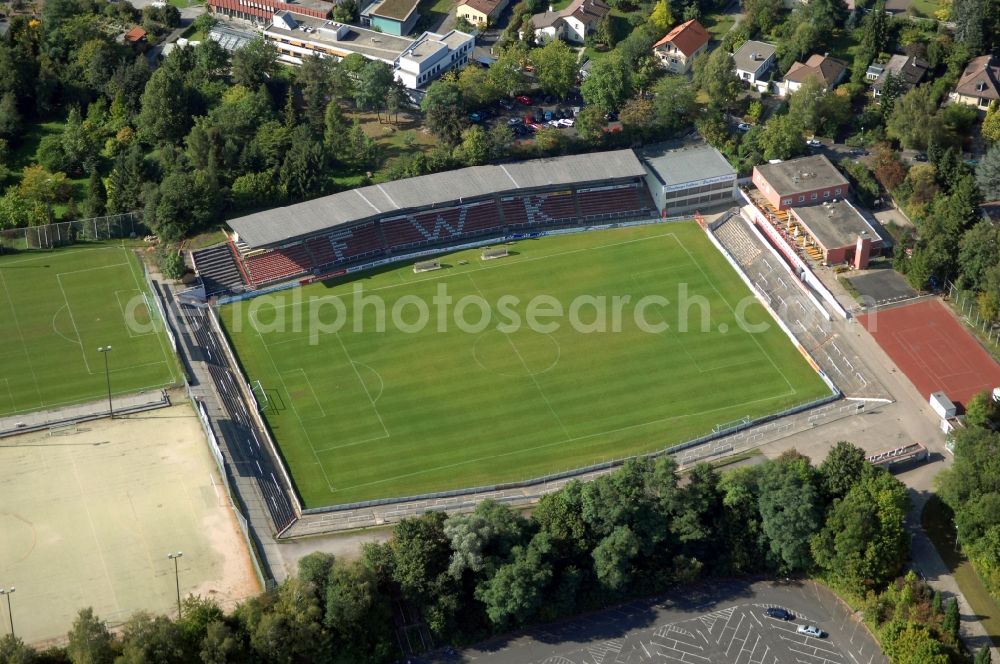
[472, 329, 561, 378]
[0, 512, 37, 563]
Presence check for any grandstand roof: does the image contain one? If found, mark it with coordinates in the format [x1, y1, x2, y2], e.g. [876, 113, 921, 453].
[229, 150, 647, 248]
[640, 141, 735, 190]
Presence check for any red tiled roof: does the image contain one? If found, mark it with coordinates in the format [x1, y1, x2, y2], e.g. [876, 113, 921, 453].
[652, 19, 708, 57]
[124, 26, 147, 43]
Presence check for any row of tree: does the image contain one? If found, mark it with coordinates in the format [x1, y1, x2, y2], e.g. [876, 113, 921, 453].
[0, 442, 947, 663]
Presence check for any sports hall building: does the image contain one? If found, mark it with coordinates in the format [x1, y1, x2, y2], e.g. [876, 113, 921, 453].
[639, 141, 737, 216]
[193, 150, 659, 294]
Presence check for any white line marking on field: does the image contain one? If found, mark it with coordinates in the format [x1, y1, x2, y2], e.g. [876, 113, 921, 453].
[55, 273, 92, 373]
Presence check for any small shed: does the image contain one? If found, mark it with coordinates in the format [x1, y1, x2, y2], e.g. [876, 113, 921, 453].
[929, 391, 956, 419]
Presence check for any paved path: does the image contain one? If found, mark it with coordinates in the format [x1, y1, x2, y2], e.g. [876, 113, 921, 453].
[0, 390, 169, 437]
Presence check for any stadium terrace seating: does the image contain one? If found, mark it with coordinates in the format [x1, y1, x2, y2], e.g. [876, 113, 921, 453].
[381, 216, 428, 250]
[534, 193, 577, 223]
[578, 186, 648, 218]
[410, 208, 464, 243]
[243, 243, 313, 285]
[713, 218, 761, 266]
[462, 202, 504, 234]
[333, 223, 385, 260]
[306, 236, 338, 268]
[501, 198, 530, 228]
[192, 243, 246, 294]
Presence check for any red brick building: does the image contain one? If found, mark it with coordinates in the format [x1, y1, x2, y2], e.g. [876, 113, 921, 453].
[751, 155, 850, 211]
[207, 0, 331, 22]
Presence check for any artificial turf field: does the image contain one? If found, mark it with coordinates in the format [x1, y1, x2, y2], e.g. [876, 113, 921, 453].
[0, 243, 179, 417]
[220, 223, 830, 508]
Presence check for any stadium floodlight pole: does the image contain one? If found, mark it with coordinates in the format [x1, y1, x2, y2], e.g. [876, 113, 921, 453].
[0, 587, 14, 636]
[98, 346, 113, 419]
[167, 552, 183, 618]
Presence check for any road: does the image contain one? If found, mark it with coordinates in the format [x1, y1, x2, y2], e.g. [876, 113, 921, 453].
[425, 578, 886, 664]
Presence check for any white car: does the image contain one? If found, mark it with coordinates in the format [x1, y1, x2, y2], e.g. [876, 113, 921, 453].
[797, 625, 823, 638]
[806, 139, 822, 147]
[737, 122, 751, 132]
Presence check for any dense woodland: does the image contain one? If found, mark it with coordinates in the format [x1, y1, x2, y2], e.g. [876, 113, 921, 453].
[0, 444, 976, 663]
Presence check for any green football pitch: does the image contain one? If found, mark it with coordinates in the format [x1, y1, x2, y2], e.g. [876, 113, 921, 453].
[0, 243, 179, 417]
[219, 223, 830, 508]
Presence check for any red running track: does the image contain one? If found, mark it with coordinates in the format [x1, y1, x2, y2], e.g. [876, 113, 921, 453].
[858, 298, 1000, 409]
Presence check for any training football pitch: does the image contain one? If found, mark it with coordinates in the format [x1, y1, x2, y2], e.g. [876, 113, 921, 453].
[220, 223, 829, 508]
[0, 243, 179, 417]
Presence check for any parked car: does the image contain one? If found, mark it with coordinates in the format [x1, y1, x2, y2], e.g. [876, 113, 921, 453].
[516, 95, 533, 105]
[765, 608, 794, 620]
[849, 148, 867, 156]
[544, 110, 553, 121]
[605, 111, 618, 121]
[913, 152, 927, 161]
[468, 112, 482, 123]
[797, 625, 824, 638]
[499, 99, 514, 110]
[737, 122, 752, 132]
[806, 138, 822, 147]
[507, 116, 523, 126]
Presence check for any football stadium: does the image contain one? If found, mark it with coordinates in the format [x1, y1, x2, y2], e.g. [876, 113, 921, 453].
[198, 149, 830, 509]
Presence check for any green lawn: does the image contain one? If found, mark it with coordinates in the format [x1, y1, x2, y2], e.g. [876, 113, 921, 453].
[703, 12, 736, 43]
[0, 243, 181, 416]
[219, 223, 829, 508]
[910, 0, 941, 18]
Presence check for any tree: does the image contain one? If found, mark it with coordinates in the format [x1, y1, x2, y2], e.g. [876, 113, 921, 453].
[281, 126, 329, 200]
[953, 0, 985, 51]
[575, 105, 607, 144]
[231, 38, 277, 89]
[457, 65, 498, 110]
[476, 533, 553, 627]
[138, 65, 192, 145]
[649, 0, 674, 31]
[651, 75, 697, 135]
[0, 91, 22, 139]
[974, 646, 992, 664]
[19, 165, 73, 204]
[592, 526, 640, 591]
[887, 86, 944, 150]
[421, 78, 466, 146]
[873, 144, 908, 192]
[200, 620, 246, 664]
[357, 60, 394, 118]
[0, 634, 36, 664]
[619, 96, 654, 133]
[983, 102, 1000, 143]
[812, 471, 910, 593]
[958, 220, 1000, 290]
[443, 500, 528, 580]
[976, 144, 1000, 200]
[107, 146, 145, 214]
[117, 612, 189, 664]
[488, 44, 529, 97]
[66, 608, 115, 664]
[456, 125, 489, 165]
[581, 54, 631, 113]
[83, 168, 107, 219]
[758, 114, 807, 161]
[694, 47, 740, 111]
[758, 452, 822, 571]
[943, 598, 960, 640]
[819, 441, 870, 502]
[332, 0, 358, 22]
[534, 40, 578, 99]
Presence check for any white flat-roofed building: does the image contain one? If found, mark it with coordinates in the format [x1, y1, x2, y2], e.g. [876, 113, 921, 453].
[639, 141, 737, 215]
[396, 29, 474, 89]
[263, 12, 472, 89]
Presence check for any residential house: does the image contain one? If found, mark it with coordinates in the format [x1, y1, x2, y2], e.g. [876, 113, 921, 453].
[652, 19, 708, 74]
[950, 55, 1000, 110]
[775, 53, 847, 96]
[362, 0, 421, 36]
[732, 40, 776, 91]
[527, 0, 610, 44]
[123, 26, 148, 50]
[457, 0, 508, 26]
[883, 0, 912, 15]
[867, 54, 928, 101]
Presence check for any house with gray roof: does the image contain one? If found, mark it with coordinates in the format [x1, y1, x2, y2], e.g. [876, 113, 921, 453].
[732, 40, 776, 91]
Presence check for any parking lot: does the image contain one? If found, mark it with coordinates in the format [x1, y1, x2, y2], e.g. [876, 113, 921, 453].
[436, 578, 887, 664]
